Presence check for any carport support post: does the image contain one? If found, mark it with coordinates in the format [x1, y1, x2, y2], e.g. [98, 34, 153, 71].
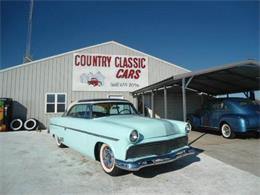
[134, 95, 138, 111]
[151, 91, 155, 118]
[142, 93, 145, 116]
[182, 78, 187, 122]
[182, 77, 193, 122]
[164, 86, 168, 118]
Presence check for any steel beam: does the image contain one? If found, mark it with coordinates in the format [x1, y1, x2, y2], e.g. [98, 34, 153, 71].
[182, 78, 186, 122]
[164, 86, 168, 118]
[134, 96, 138, 111]
[142, 93, 145, 116]
[151, 91, 155, 118]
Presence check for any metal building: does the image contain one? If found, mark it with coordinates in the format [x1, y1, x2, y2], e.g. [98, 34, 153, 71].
[0, 41, 192, 128]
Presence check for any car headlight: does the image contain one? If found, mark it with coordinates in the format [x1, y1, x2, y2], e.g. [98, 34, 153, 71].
[129, 130, 139, 143]
[185, 123, 191, 133]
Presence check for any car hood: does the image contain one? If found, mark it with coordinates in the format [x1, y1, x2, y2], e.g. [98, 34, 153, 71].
[96, 115, 184, 139]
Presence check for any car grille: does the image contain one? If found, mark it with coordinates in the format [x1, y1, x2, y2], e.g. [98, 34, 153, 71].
[126, 136, 188, 160]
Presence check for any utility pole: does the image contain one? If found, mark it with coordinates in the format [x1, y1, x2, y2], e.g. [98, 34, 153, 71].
[24, 0, 34, 63]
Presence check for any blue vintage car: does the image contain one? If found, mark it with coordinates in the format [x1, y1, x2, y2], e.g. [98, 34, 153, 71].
[187, 98, 260, 139]
[49, 99, 193, 176]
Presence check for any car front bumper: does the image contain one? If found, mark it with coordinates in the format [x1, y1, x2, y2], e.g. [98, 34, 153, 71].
[115, 146, 195, 171]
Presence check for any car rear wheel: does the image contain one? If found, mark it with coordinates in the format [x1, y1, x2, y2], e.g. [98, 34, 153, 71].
[221, 123, 235, 139]
[99, 144, 122, 176]
[55, 135, 65, 148]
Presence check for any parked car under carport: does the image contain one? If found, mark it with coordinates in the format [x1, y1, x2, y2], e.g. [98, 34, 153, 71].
[187, 98, 260, 138]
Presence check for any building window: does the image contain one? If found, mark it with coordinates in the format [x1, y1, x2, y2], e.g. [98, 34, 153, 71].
[46, 93, 66, 113]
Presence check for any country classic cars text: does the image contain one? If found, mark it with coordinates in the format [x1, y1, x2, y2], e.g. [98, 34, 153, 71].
[74, 54, 147, 79]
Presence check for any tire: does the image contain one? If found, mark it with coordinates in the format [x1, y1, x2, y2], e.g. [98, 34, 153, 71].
[10, 119, 23, 131]
[24, 118, 38, 131]
[186, 119, 193, 131]
[99, 144, 122, 176]
[221, 123, 235, 139]
[254, 132, 260, 138]
[55, 135, 65, 148]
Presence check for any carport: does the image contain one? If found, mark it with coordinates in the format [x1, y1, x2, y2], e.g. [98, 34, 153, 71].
[132, 60, 260, 121]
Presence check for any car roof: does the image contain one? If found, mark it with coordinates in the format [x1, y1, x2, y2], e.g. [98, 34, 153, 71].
[77, 98, 129, 103]
[66, 99, 131, 111]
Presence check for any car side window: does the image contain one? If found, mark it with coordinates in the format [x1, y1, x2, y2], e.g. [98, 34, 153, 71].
[92, 104, 107, 118]
[211, 102, 224, 110]
[67, 104, 91, 119]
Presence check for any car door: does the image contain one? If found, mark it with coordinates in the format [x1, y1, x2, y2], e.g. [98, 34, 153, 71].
[63, 104, 91, 152]
[209, 102, 224, 129]
[201, 102, 211, 127]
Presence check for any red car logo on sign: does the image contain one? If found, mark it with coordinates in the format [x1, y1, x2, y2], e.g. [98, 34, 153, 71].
[88, 78, 102, 87]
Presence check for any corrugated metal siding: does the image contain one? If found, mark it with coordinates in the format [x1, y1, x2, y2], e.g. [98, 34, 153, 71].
[153, 90, 203, 120]
[0, 42, 187, 127]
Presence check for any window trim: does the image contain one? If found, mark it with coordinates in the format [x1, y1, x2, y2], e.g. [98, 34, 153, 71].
[66, 104, 92, 119]
[107, 94, 124, 99]
[45, 93, 67, 114]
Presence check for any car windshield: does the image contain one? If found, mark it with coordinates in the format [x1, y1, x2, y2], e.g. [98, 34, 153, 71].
[92, 102, 138, 118]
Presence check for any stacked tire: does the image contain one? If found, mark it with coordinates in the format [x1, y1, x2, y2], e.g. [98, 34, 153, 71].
[24, 118, 38, 131]
[10, 118, 38, 131]
[10, 119, 23, 131]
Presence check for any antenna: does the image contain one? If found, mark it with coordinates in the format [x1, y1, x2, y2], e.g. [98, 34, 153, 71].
[24, 0, 34, 63]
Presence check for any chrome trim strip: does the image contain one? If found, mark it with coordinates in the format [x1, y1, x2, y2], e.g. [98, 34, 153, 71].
[115, 146, 195, 171]
[49, 123, 119, 141]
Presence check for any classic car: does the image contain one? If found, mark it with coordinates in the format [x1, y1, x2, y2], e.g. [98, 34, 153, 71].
[187, 98, 260, 139]
[49, 99, 193, 176]
[88, 78, 101, 87]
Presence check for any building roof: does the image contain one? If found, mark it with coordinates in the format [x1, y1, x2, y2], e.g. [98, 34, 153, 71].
[132, 60, 260, 96]
[0, 41, 189, 73]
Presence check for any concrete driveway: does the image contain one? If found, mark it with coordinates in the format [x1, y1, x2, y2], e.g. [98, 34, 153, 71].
[0, 130, 259, 195]
[188, 129, 260, 177]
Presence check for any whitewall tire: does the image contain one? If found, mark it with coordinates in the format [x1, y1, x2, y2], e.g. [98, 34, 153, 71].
[55, 135, 65, 148]
[10, 119, 23, 131]
[221, 123, 235, 139]
[99, 144, 121, 176]
[24, 118, 38, 131]
[186, 120, 193, 131]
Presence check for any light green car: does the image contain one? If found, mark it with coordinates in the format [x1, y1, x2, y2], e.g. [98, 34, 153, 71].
[49, 99, 194, 176]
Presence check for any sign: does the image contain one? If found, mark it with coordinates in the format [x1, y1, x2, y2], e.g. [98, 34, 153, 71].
[72, 53, 148, 91]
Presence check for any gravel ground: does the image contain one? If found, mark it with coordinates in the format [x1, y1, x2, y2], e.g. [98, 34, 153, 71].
[0, 130, 259, 195]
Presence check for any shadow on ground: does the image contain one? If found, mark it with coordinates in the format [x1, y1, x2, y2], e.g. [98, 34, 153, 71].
[131, 147, 203, 178]
[192, 129, 259, 139]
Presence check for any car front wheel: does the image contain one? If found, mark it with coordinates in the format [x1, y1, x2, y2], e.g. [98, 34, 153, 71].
[186, 120, 193, 131]
[221, 123, 235, 139]
[99, 143, 122, 176]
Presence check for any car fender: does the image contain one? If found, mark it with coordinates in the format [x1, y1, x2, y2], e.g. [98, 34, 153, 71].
[163, 119, 187, 135]
[219, 114, 247, 132]
[92, 137, 131, 161]
[187, 114, 201, 128]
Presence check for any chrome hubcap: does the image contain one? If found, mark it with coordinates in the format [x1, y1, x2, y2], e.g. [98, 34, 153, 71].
[222, 124, 231, 137]
[102, 146, 114, 169]
[187, 121, 192, 131]
[56, 136, 61, 145]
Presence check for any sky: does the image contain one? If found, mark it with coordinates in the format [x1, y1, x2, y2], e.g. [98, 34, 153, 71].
[1, 0, 259, 71]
